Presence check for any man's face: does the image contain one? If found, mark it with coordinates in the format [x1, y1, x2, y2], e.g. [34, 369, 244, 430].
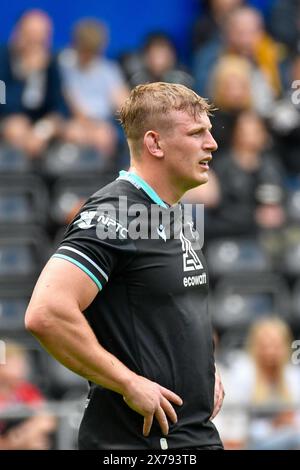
[17, 14, 52, 50]
[145, 43, 175, 77]
[253, 327, 287, 369]
[159, 110, 218, 192]
[226, 11, 262, 57]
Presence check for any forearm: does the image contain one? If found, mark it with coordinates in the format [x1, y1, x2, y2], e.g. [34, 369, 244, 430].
[27, 306, 135, 396]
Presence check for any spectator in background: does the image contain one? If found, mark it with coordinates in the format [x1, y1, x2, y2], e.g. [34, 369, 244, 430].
[192, 0, 244, 50]
[216, 318, 300, 449]
[59, 18, 129, 158]
[193, 6, 281, 101]
[209, 55, 273, 153]
[0, 10, 67, 158]
[185, 111, 285, 239]
[0, 341, 56, 450]
[127, 33, 194, 89]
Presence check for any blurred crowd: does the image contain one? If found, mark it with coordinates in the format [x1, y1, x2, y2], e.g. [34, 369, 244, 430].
[1, 0, 300, 449]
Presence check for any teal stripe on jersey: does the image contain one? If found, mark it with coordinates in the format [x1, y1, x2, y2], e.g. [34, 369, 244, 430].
[118, 170, 168, 208]
[52, 254, 103, 291]
[58, 245, 108, 281]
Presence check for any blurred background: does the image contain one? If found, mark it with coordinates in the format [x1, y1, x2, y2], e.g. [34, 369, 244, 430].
[0, 0, 300, 450]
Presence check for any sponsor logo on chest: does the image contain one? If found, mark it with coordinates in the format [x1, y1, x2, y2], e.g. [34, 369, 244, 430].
[180, 230, 207, 287]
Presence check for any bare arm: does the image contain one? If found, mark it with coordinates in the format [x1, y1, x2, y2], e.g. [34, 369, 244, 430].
[25, 258, 182, 435]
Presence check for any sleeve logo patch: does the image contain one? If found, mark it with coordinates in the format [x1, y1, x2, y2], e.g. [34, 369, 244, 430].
[74, 210, 97, 229]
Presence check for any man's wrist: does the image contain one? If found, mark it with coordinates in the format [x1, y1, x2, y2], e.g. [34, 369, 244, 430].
[117, 370, 138, 397]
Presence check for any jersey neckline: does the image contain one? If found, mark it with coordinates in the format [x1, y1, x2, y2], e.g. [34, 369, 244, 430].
[117, 170, 169, 209]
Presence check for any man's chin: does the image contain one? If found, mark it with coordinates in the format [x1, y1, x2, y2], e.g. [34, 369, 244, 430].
[187, 175, 209, 191]
[197, 173, 209, 184]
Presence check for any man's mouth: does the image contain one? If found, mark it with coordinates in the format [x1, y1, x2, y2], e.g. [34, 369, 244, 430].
[199, 157, 212, 169]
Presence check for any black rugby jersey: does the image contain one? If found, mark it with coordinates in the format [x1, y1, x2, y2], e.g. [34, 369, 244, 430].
[53, 170, 222, 450]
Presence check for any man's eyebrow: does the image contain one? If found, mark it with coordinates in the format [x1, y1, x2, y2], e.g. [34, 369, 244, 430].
[188, 125, 212, 134]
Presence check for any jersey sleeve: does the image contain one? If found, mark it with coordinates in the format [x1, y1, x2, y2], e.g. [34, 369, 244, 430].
[52, 203, 135, 291]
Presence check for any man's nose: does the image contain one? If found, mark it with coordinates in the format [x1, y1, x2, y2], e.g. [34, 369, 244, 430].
[204, 133, 218, 152]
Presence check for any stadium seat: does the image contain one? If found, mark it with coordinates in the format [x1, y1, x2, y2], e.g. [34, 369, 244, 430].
[43, 142, 109, 176]
[0, 145, 30, 173]
[0, 229, 50, 285]
[211, 273, 290, 330]
[0, 175, 48, 225]
[51, 173, 115, 225]
[0, 285, 31, 333]
[205, 238, 271, 278]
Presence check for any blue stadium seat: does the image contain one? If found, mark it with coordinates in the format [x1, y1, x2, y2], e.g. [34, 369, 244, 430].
[0, 145, 30, 173]
[0, 286, 31, 332]
[0, 175, 48, 225]
[0, 230, 50, 284]
[205, 238, 271, 278]
[0, 244, 33, 275]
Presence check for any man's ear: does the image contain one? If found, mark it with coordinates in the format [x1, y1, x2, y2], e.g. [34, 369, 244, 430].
[144, 131, 164, 158]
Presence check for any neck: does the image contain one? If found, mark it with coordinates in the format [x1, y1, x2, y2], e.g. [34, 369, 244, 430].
[128, 164, 183, 205]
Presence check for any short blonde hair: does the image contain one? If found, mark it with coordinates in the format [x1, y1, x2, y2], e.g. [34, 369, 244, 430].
[118, 82, 213, 154]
